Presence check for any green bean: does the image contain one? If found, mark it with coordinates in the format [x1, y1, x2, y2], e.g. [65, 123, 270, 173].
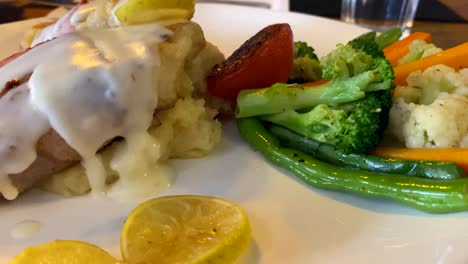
[269, 125, 465, 180]
[353, 28, 402, 49]
[237, 118, 468, 213]
[375, 27, 403, 49]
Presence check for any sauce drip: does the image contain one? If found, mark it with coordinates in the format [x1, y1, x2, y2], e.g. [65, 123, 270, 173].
[109, 133, 174, 201]
[10, 220, 42, 240]
[0, 85, 49, 199]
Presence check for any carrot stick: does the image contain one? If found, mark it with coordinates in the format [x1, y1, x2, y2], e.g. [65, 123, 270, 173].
[371, 147, 468, 172]
[383, 32, 432, 66]
[302, 79, 330, 87]
[393, 42, 468, 85]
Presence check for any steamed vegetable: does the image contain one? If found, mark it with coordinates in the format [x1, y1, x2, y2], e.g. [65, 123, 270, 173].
[389, 65, 468, 148]
[384, 32, 432, 66]
[371, 147, 468, 173]
[270, 125, 465, 179]
[238, 118, 468, 213]
[207, 24, 294, 101]
[233, 26, 468, 214]
[238, 36, 394, 153]
[287, 27, 400, 85]
[347, 31, 384, 58]
[303, 79, 330, 87]
[397, 40, 442, 65]
[374, 27, 403, 49]
[396, 64, 468, 105]
[288, 41, 322, 83]
[394, 42, 468, 85]
[294, 41, 319, 60]
[237, 42, 394, 118]
[349, 27, 402, 56]
[262, 90, 392, 154]
[390, 93, 468, 148]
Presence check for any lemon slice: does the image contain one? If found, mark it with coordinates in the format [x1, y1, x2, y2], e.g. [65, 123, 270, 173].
[10, 240, 119, 264]
[114, 0, 195, 25]
[121, 195, 251, 264]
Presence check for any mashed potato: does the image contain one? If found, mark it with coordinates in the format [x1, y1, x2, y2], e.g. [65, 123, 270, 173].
[38, 22, 227, 196]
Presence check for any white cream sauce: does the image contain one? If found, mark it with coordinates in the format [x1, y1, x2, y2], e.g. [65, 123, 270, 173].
[70, 0, 102, 26]
[0, 25, 172, 199]
[32, 0, 123, 47]
[0, 85, 50, 200]
[109, 133, 174, 201]
[10, 220, 42, 240]
[71, 0, 121, 31]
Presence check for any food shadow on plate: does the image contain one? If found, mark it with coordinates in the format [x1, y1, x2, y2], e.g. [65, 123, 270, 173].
[78, 216, 125, 258]
[81, 216, 126, 238]
[235, 239, 261, 264]
[0, 189, 64, 207]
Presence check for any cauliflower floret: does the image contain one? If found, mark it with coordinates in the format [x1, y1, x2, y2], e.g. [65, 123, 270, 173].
[405, 64, 468, 104]
[388, 97, 414, 143]
[393, 85, 421, 103]
[397, 40, 442, 65]
[460, 68, 468, 85]
[388, 65, 468, 148]
[391, 94, 468, 148]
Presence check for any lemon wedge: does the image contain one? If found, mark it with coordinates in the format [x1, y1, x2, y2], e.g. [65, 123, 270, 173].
[10, 240, 119, 264]
[121, 195, 251, 264]
[114, 0, 195, 25]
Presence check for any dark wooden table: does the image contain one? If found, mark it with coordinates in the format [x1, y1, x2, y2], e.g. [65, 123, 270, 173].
[3, 5, 468, 49]
[412, 21, 467, 49]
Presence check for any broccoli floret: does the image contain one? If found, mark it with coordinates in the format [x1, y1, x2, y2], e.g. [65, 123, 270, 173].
[349, 27, 402, 57]
[262, 90, 392, 154]
[237, 43, 394, 118]
[289, 57, 322, 83]
[320, 44, 373, 80]
[288, 41, 322, 83]
[320, 43, 394, 91]
[348, 32, 385, 59]
[335, 90, 392, 153]
[262, 104, 347, 144]
[237, 36, 395, 153]
[294, 41, 319, 60]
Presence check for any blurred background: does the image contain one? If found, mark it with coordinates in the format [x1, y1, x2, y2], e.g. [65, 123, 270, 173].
[291, 0, 467, 48]
[291, 0, 467, 22]
[0, 0, 466, 47]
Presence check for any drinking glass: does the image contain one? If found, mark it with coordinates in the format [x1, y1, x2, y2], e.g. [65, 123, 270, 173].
[341, 0, 420, 34]
[197, 0, 289, 11]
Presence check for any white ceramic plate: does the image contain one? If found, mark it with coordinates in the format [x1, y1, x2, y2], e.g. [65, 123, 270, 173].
[1, 3, 467, 264]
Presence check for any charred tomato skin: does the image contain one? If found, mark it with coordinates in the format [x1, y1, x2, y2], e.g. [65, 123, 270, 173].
[207, 23, 294, 101]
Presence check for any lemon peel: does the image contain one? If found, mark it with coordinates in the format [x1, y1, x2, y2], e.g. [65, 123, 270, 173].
[11, 195, 251, 264]
[114, 0, 195, 24]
